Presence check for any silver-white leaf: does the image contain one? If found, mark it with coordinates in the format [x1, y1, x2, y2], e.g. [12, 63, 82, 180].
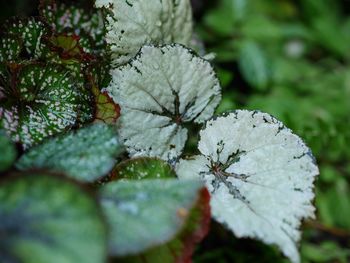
[177, 110, 319, 263]
[95, 0, 193, 66]
[107, 44, 221, 160]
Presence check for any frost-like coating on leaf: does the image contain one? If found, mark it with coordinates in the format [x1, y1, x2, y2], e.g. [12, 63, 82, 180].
[107, 45, 221, 160]
[0, 172, 107, 263]
[95, 0, 193, 65]
[176, 110, 319, 263]
[16, 124, 124, 182]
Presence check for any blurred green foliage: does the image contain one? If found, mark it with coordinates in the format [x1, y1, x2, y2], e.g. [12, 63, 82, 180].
[192, 0, 350, 262]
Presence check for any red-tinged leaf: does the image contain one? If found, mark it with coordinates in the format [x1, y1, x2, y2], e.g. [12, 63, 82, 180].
[39, 0, 106, 52]
[92, 82, 120, 125]
[43, 33, 94, 62]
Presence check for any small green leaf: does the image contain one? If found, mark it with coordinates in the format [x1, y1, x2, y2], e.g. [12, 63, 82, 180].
[110, 158, 176, 180]
[98, 179, 210, 259]
[0, 130, 16, 172]
[238, 41, 270, 91]
[0, 172, 107, 263]
[16, 124, 124, 182]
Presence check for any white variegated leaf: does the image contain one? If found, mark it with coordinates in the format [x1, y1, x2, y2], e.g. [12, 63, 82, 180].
[95, 0, 193, 66]
[107, 44, 221, 161]
[177, 110, 319, 263]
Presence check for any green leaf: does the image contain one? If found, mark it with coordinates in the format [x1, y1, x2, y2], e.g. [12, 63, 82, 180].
[316, 178, 350, 229]
[0, 130, 16, 172]
[0, 172, 107, 263]
[16, 123, 124, 182]
[238, 41, 270, 91]
[98, 179, 210, 260]
[40, 33, 96, 123]
[0, 63, 81, 148]
[2, 17, 51, 58]
[301, 241, 350, 263]
[110, 158, 177, 180]
[0, 34, 23, 62]
[39, 0, 106, 51]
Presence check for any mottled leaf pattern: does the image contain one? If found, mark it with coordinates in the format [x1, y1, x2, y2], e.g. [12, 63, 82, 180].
[107, 44, 221, 160]
[0, 35, 23, 62]
[177, 110, 319, 263]
[0, 63, 80, 148]
[95, 0, 193, 65]
[16, 124, 124, 182]
[2, 17, 51, 58]
[40, 0, 106, 51]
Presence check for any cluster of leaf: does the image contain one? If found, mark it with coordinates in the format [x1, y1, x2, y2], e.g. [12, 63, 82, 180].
[0, 0, 118, 149]
[0, 123, 210, 263]
[0, 1, 211, 262]
[194, 0, 350, 262]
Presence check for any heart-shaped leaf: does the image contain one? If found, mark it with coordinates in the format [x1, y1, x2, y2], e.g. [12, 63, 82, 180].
[0, 172, 107, 263]
[95, 0, 193, 65]
[177, 110, 319, 263]
[16, 123, 124, 182]
[107, 44, 221, 161]
[98, 179, 210, 261]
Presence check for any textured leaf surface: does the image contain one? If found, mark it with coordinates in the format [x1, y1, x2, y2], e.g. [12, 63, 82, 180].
[40, 0, 106, 51]
[2, 17, 50, 59]
[110, 157, 176, 180]
[41, 33, 95, 123]
[107, 44, 221, 160]
[0, 35, 23, 62]
[95, 0, 193, 65]
[0, 130, 16, 172]
[0, 172, 107, 263]
[0, 63, 80, 148]
[177, 110, 319, 263]
[98, 179, 209, 258]
[16, 124, 123, 182]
